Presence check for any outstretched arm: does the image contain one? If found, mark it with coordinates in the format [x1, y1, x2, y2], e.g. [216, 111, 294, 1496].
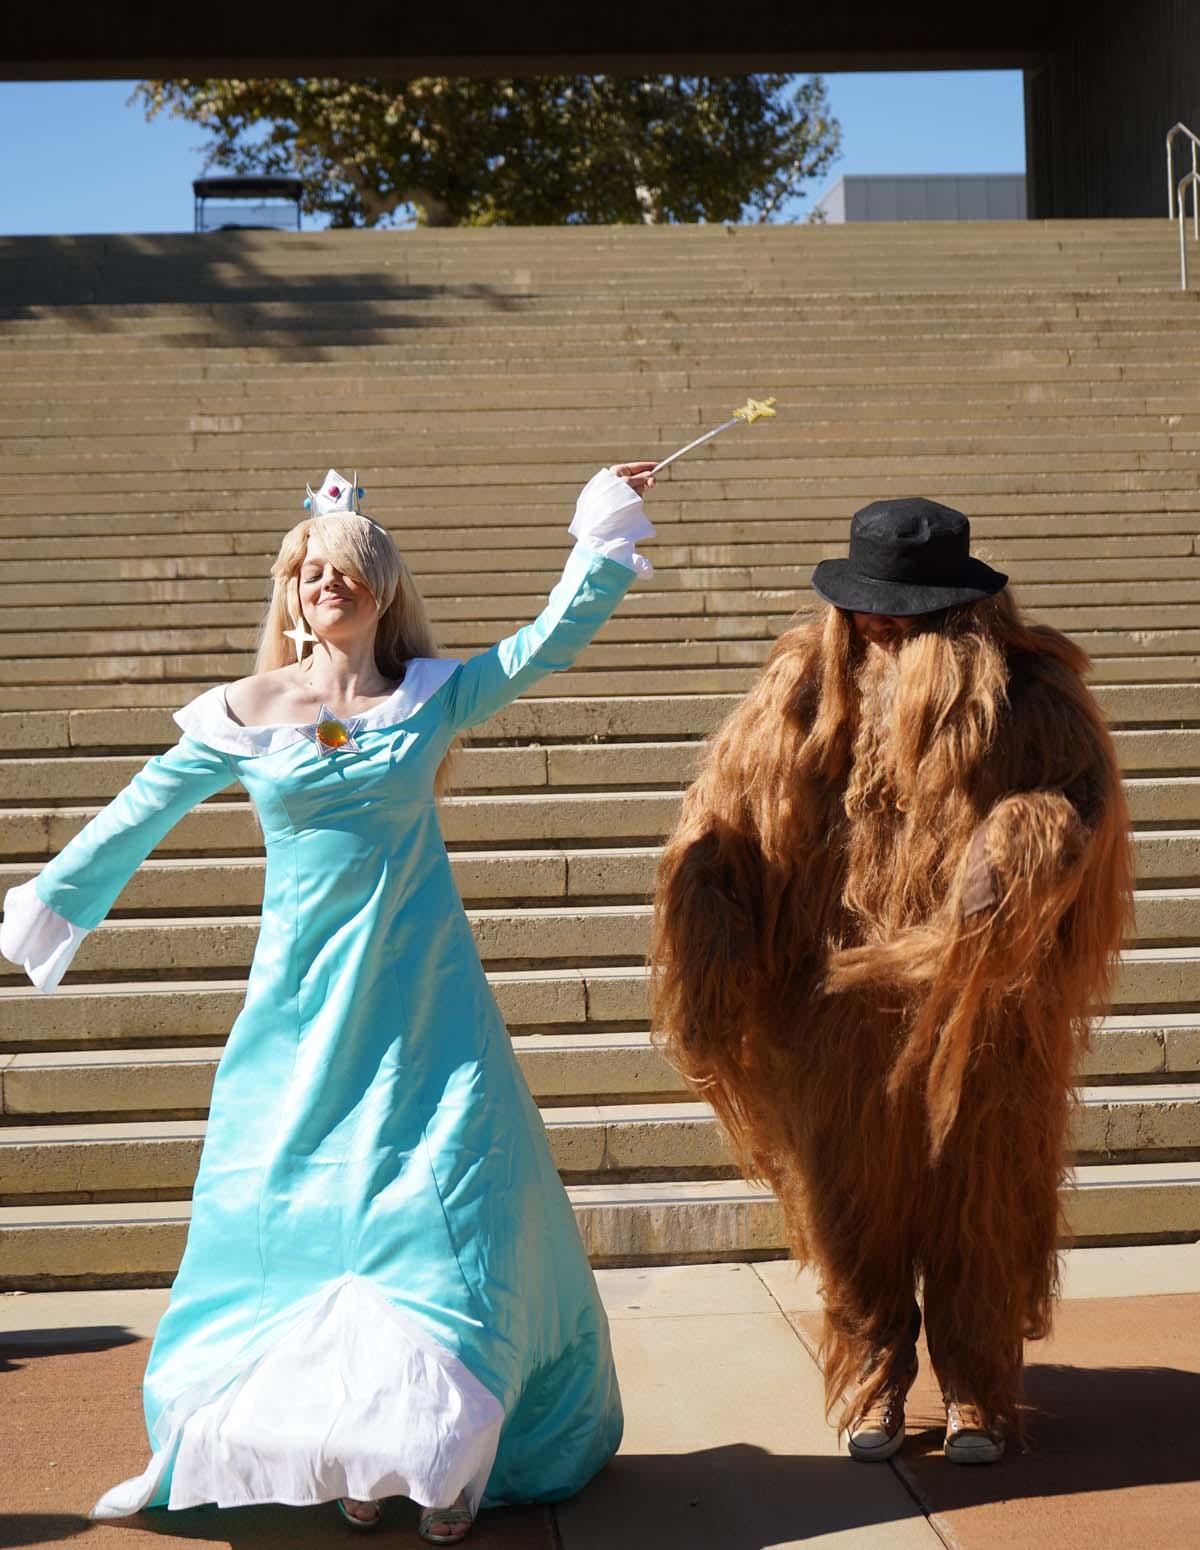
[437, 463, 656, 733]
[1, 734, 236, 991]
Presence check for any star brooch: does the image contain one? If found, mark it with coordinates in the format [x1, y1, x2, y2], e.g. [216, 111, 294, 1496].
[299, 705, 365, 758]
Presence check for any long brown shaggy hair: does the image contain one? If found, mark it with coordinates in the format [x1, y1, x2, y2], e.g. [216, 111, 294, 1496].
[651, 592, 1133, 1436]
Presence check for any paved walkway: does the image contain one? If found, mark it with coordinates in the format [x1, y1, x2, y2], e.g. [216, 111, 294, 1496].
[2, 1247, 1199, 1549]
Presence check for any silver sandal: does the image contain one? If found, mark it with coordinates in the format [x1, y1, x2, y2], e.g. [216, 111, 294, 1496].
[337, 1497, 383, 1530]
[418, 1503, 474, 1543]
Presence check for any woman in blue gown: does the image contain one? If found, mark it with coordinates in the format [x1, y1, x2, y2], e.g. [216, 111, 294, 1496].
[0, 461, 657, 1541]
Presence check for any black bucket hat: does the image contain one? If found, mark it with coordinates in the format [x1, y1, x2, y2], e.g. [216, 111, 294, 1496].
[810, 497, 1007, 617]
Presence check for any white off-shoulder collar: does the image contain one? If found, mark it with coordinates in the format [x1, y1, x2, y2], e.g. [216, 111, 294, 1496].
[173, 658, 462, 758]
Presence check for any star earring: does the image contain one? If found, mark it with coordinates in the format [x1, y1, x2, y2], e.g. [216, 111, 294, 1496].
[284, 617, 319, 662]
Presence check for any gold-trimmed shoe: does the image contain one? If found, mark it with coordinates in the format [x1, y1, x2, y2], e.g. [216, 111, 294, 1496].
[943, 1398, 1005, 1464]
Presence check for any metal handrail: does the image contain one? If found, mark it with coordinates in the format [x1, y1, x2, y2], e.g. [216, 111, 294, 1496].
[1179, 172, 1200, 290]
[1167, 123, 1200, 228]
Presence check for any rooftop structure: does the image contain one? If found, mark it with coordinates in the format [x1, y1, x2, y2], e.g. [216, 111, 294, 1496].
[814, 173, 1027, 223]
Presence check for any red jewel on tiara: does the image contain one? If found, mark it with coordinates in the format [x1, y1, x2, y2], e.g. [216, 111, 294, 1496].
[329, 485, 340, 498]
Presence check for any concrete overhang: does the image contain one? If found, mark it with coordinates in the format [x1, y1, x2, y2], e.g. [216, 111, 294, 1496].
[5, 3, 1068, 81]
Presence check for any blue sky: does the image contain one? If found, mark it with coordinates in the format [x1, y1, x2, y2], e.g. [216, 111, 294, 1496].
[0, 71, 1025, 235]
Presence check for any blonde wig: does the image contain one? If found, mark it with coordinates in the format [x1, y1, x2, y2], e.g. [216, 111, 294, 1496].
[651, 591, 1133, 1437]
[257, 513, 456, 792]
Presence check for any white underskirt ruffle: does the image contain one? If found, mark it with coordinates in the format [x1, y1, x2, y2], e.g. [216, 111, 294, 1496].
[569, 467, 656, 577]
[91, 1275, 504, 1519]
[0, 877, 89, 993]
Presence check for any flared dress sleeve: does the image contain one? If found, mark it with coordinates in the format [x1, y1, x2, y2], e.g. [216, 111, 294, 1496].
[0, 734, 236, 993]
[438, 467, 655, 733]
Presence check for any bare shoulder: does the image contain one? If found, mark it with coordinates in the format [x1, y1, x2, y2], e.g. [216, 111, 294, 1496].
[223, 667, 302, 727]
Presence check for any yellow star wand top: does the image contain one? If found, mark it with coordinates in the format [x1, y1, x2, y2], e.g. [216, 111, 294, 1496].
[733, 396, 777, 424]
[650, 396, 778, 475]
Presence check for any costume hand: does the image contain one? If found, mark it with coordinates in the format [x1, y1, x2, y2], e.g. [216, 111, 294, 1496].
[961, 822, 999, 919]
[611, 461, 657, 495]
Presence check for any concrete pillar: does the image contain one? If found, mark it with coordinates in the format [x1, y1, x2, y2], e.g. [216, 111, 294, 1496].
[1025, 0, 1200, 218]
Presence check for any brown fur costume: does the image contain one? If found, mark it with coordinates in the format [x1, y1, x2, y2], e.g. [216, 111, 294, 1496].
[651, 593, 1133, 1436]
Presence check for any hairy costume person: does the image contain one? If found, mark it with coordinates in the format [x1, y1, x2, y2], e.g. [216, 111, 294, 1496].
[652, 498, 1132, 1458]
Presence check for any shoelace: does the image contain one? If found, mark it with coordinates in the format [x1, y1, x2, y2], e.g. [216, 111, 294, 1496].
[946, 1399, 990, 1434]
[860, 1392, 904, 1431]
[856, 1374, 912, 1435]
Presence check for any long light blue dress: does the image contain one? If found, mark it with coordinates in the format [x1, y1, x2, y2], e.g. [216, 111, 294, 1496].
[1, 487, 647, 1519]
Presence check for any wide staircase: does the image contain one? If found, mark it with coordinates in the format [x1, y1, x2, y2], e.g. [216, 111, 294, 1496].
[0, 221, 1198, 1288]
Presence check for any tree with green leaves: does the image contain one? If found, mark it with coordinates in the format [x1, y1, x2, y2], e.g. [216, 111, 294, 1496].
[136, 75, 840, 227]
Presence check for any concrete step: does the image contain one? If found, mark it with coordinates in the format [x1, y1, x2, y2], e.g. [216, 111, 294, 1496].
[570, 1163, 1200, 1266]
[14, 386, 1200, 443]
[1, 590, 1198, 654]
[0, 1033, 687, 1117]
[1, 683, 1197, 758]
[12, 534, 1200, 584]
[4, 778, 1197, 861]
[3, 829, 1195, 917]
[8, 424, 1200, 468]
[0, 677, 1153, 750]
[3, 288, 1191, 322]
[0, 948, 1196, 1060]
[6, 312, 1198, 349]
[5, 337, 1187, 374]
[6, 724, 1198, 806]
[9, 409, 1200, 453]
[13, 423, 1200, 480]
[9, 395, 1200, 442]
[12, 461, 1200, 507]
[0, 615, 1082, 664]
[1, 526, 1198, 571]
[9, 534, 1200, 584]
[0, 905, 651, 979]
[2, 1159, 1196, 1287]
[6, 635, 1198, 692]
[7, 486, 1200, 531]
[0, 849, 660, 911]
[1, 1087, 1196, 1204]
[6, 646, 1200, 694]
[6, 646, 1200, 693]
[0, 968, 649, 1050]
[2, 1029, 1197, 1119]
[2, 952, 1198, 1058]
[0, 887, 1193, 987]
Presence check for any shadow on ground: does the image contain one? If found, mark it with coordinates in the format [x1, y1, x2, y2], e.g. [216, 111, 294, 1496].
[0, 1517, 94, 1546]
[554, 1443, 931, 1548]
[1, 1328, 143, 1373]
[0, 233, 526, 351]
[0, 1501, 553, 1549]
[899, 1360, 1200, 1512]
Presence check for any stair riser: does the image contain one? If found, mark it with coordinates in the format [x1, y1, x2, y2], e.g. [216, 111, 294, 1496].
[4, 1094, 1198, 1204]
[3, 1173, 1196, 1290]
[3, 722, 1198, 802]
[3, 831, 1194, 913]
[4, 1025, 1199, 1115]
[2, 961, 1198, 1054]
[0, 892, 1191, 987]
[3, 679, 1199, 755]
[571, 1181, 1200, 1268]
[3, 783, 1198, 867]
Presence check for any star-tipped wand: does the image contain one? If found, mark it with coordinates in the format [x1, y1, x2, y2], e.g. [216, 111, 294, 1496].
[650, 396, 777, 476]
